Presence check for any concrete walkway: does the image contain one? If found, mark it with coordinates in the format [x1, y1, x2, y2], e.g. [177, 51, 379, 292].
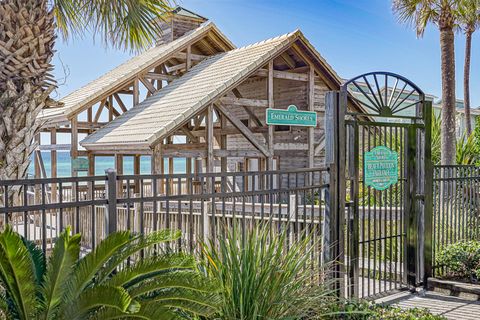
[376, 290, 480, 320]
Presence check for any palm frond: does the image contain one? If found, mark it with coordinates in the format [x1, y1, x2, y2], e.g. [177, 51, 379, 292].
[128, 271, 218, 299]
[62, 285, 133, 320]
[0, 225, 38, 319]
[40, 226, 81, 319]
[54, 0, 174, 51]
[88, 303, 177, 320]
[21, 237, 45, 285]
[147, 289, 220, 317]
[107, 253, 195, 288]
[97, 230, 181, 285]
[62, 230, 132, 305]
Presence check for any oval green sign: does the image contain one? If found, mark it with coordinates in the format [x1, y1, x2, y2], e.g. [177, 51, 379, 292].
[364, 146, 398, 191]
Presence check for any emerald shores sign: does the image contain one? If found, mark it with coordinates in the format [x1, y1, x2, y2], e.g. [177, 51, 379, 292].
[364, 146, 398, 191]
[266, 105, 317, 127]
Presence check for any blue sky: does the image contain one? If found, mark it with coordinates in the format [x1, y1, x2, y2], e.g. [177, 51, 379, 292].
[52, 0, 480, 106]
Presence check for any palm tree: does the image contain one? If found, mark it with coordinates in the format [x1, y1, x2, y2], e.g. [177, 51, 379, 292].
[0, 0, 172, 183]
[393, 0, 459, 165]
[458, 0, 479, 135]
[0, 226, 218, 319]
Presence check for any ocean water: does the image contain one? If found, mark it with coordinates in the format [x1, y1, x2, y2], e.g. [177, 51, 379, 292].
[28, 152, 187, 177]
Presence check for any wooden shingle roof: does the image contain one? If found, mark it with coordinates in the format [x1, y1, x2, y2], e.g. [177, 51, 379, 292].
[81, 30, 345, 152]
[37, 21, 233, 125]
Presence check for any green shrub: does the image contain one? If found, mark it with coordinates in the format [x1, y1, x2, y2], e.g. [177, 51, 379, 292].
[0, 225, 219, 320]
[436, 240, 480, 281]
[323, 300, 446, 319]
[201, 224, 336, 319]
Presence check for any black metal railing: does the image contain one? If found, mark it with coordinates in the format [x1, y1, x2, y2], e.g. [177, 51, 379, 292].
[0, 168, 330, 261]
[432, 165, 480, 276]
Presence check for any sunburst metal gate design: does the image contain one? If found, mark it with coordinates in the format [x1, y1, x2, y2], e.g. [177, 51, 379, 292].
[325, 72, 433, 299]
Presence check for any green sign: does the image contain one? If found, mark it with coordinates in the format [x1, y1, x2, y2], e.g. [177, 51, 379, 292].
[364, 146, 398, 191]
[72, 157, 89, 172]
[266, 105, 317, 127]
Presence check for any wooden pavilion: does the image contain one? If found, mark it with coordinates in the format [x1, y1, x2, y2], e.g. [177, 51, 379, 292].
[36, 7, 362, 192]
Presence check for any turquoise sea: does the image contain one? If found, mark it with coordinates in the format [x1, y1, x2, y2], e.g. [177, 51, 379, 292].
[28, 152, 187, 178]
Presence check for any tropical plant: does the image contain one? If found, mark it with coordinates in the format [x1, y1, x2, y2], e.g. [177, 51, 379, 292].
[431, 111, 480, 165]
[458, 0, 480, 135]
[0, 226, 218, 319]
[436, 240, 480, 282]
[201, 224, 335, 320]
[324, 299, 446, 319]
[393, 0, 459, 165]
[0, 0, 172, 189]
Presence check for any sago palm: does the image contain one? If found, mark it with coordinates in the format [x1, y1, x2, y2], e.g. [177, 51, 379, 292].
[0, 226, 219, 319]
[0, 0, 171, 189]
[393, 0, 459, 165]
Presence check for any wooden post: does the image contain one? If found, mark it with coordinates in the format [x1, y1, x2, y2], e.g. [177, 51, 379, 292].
[71, 116, 78, 178]
[206, 104, 214, 173]
[134, 155, 141, 193]
[186, 45, 192, 71]
[34, 133, 41, 204]
[108, 95, 114, 121]
[50, 129, 57, 202]
[152, 142, 164, 195]
[133, 79, 140, 106]
[308, 66, 315, 169]
[88, 152, 95, 176]
[115, 154, 124, 197]
[220, 114, 228, 172]
[267, 61, 274, 170]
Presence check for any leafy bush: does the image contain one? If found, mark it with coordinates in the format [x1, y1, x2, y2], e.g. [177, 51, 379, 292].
[0, 225, 218, 319]
[201, 224, 335, 319]
[323, 300, 446, 319]
[436, 240, 480, 281]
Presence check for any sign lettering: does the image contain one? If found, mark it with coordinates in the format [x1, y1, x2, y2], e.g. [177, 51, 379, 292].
[266, 105, 317, 127]
[364, 146, 398, 191]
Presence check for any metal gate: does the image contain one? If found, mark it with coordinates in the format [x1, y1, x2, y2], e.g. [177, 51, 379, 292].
[325, 72, 433, 298]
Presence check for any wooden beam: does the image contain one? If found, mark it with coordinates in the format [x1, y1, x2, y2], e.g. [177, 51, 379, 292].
[175, 51, 206, 62]
[144, 72, 177, 82]
[36, 144, 71, 151]
[140, 77, 157, 95]
[167, 63, 186, 73]
[215, 103, 272, 157]
[267, 61, 274, 169]
[115, 154, 123, 197]
[133, 78, 140, 106]
[50, 128, 57, 201]
[180, 126, 199, 143]
[215, 149, 262, 158]
[108, 95, 114, 121]
[113, 93, 127, 113]
[191, 127, 268, 137]
[308, 66, 315, 168]
[163, 143, 207, 151]
[71, 116, 78, 178]
[219, 97, 268, 108]
[88, 152, 95, 176]
[314, 136, 325, 155]
[254, 69, 308, 81]
[206, 104, 214, 174]
[280, 52, 296, 69]
[94, 98, 107, 122]
[231, 88, 264, 128]
[185, 45, 192, 71]
[220, 114, 227, 172]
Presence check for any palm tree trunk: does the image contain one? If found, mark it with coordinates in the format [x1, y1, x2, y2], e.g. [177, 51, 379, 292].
[0, 0, 55, 203]
[464, 29, 473, 136]
[440, 27, 457, 165]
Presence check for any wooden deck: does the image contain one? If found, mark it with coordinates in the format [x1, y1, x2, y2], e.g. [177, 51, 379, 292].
[377, 290, 480, 320]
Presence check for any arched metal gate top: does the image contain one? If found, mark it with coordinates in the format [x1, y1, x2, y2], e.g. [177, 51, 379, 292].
[341, 71, 425, 118]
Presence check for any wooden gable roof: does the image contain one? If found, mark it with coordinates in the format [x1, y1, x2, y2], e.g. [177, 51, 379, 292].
[37, 21, 234, 126]
[81, 30, 356, 152]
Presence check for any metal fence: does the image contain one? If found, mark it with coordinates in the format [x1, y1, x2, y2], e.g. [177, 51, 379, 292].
[432, 165, 480, 276]
[0, 168, 330, 262]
